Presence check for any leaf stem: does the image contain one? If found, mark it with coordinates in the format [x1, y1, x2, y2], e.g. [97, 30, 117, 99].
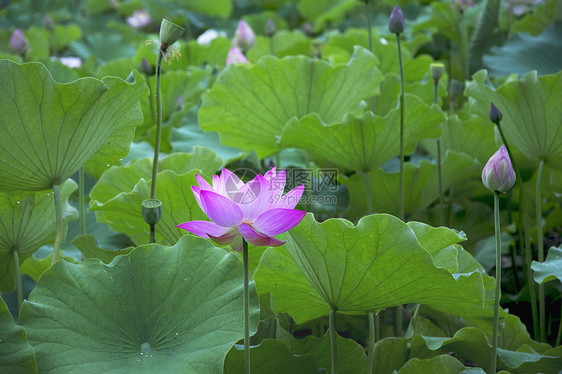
[556, 301, 562, 346]
[491, 190, 501, 374]
[536, 158, 546, 342]
[367, 311, 379, 374]
[330, 307, 338, 374]
[79, 166, 85, 236]
[495, 123, 539, 339]
[364, 172, 373, 214]
[151, 51, 164, 200]
[51, 184, 63, 266]
[269, 36, 275, 56]
[396, 32, 405, 336]
[13, 249, 22, 313]
[243, 238, 251, 374]
[434, 80, 444, 226]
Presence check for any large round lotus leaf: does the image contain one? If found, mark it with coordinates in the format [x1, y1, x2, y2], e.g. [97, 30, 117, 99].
[0, 60, 146, 191]
[198, 46, 383, 158]
[532, 246, 562, 284]
[254, 214, 486, 325]
[465, 69, 562, 170]
[0, 179, 77, 291]
[0, 297, 37, 374]
[19, 236, 260, 373]
[280, 94, 444, 172]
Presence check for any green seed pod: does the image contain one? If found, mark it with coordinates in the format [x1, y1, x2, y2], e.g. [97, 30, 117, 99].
[159, 19, 185, 46]
[142, 199, 162, 226]
[430, 63, 445, 81]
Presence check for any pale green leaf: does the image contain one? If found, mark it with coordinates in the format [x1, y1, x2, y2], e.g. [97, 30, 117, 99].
[0, 297, 37, 374]
[199, 46, 383, 158]
[0, 60, 146, 191]
[20, 236, 259, 373]
[531, 246, 562, 284]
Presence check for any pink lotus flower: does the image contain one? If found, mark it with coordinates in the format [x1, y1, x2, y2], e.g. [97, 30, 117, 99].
[226, 46, 248, 66]
[176, 168, 306, 251]
[127, 10, 151, 29]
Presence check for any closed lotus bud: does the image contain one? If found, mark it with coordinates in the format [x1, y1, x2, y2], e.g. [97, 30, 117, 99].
[490, 102, 503, 124]
[159, 19, 185, 46]
[482, 145, 516, 194]
[430, 63, 445, 81]
[232, 20, 255, 52]
[388, 5, 405, 35]
[142, 199, 162, 226]
[226, 46, 248, 66]
[139, 57, 152, 75]
[10, 29, 28, 55]
[44, 15, 54, 31]
[265, 18, 276, 37]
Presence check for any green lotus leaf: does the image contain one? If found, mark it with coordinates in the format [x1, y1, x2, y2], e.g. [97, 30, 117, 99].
[421, 114, 497, 167]
[399, 355, 479, 374]
[0, 60, 146, 191]
[484, 23, 562, 77]
[0, 179, 77, 292]
[90, 148, 222, 206]
[290, 333, 367, 373]
[371, 337, 409, 374]
[410, 323, 562, 373]
[247, 31, 313, 62]
[0, 297, 37, 374]
[254, 214, 486, 326]
[20, 254, 77, 283]
[298, 0, 359, 31]
[91, 170, 210, 245]
[532, 246, 562, 284]
[513, 0, 562, 36]
[344, 151, 480, 219]
[223, 339, 318, 373]
[199, 46, 383, 158]
[185, 0, 232, 18]
[280, 94, 444, 172]
[465, 69, 562, 170]
[72, 234, 134, 264]
[20, 236, 259, 373]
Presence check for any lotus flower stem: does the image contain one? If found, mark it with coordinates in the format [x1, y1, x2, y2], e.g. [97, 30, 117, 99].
[366, 311, 379, 374]
[79, 167, 85, 235]
[433, 75, 444, 226]
[13, 249, 22, 312]
[491, 190, 501, 374]
[243, 238, 251, 374]
[51, 184, 63, 266]
[536, 158, 546, 342]
[151, 50, 163, 201]
[365, 0, 375, 112]
[269, 37, 275, 56]
[554, 303, 562, 347]
[396, 31, 405, 336]
[329, 308, 338, 374]
[495, 122, 539, 339]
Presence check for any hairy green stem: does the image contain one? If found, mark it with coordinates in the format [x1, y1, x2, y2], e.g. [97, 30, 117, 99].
[536, 159, 546, 342]
[554, 302, 562, 347]
[79, 166, 85, 236]
[13, 249, 22, 313]
[491, 191, 502, 373]
[243, 239, 251, 374]
[365, 172, 373, 214]
[395, 32, 405, 336]
[151, 51, 163, 200]
[434, 80, 444, 226]
[51, 184, 63, 266]
[367, 312, 376, 374]
[330, 308, 338, 374]
[366, 0, 375, 111]
[496, 124, 539, 339]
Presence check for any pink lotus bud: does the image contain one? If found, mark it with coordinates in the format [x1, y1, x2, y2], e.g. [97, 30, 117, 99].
[482, 145, 516, 194]
[388, 6, 405, 35]
[226, 47, 248, 66]
[265, 18, 276, 37]
[10, 29, 28, 55]
[127, 10, 151, 29]
[232, 20, 255, 52]
[489, 102, 503, 124]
